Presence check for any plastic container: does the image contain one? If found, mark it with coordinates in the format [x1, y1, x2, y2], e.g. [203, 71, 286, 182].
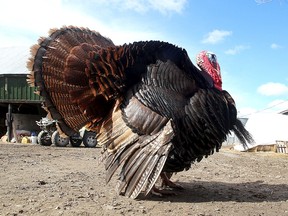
[31, 132, 37, 144]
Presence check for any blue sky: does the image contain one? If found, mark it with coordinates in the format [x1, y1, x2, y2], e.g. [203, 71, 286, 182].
[0, 0, 287, 116]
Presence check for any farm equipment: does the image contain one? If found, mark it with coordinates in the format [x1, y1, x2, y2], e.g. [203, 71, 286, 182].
[36, 117, 97, 148]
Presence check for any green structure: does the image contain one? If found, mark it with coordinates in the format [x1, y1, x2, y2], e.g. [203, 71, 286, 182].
[0, 74, 42, 103]
[0, 73, 45, 141]
[0, 46, 46, 141]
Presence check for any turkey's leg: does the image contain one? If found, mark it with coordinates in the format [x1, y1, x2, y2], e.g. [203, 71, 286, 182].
[151, 186, 177, 197]
[150, 172, 184, 197]
[160, 172, 184, 190]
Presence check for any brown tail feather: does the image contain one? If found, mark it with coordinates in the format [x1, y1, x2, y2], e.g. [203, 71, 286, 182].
[26, 26, 115, 135]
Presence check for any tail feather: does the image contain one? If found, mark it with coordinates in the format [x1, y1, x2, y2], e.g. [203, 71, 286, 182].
[26, 26, 115, 135]
[222, 90, 254, 148]
[232, 119, 254, 148]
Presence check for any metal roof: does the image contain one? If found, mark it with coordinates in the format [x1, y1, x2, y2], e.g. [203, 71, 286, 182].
[0, 46, 42, 103]
[0, 46, 30, 74]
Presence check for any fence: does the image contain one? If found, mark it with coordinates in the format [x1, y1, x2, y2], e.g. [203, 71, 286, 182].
[276, 140, 288, 154]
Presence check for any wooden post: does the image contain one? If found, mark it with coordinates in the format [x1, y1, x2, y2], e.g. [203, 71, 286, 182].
[6, 104, 13, 142]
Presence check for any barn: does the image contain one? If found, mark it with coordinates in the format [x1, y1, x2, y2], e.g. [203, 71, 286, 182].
[0, 46, 45, 142]
[232, 113, 288, 153]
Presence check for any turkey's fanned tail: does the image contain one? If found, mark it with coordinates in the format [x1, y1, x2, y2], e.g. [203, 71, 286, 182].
[26, 26, 115, 135]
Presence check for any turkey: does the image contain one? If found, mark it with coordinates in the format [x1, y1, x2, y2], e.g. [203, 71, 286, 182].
[27, 26, 253, 199]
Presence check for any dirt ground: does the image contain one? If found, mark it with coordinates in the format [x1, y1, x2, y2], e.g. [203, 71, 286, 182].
[0, 142, 287, 216]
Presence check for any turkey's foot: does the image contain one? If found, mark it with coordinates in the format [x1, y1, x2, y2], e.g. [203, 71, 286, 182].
[151, 186, 177, 197]
[160, 172, 184, 190]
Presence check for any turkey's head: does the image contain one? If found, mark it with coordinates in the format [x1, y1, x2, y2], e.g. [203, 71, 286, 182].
[196, 51, 222, 90]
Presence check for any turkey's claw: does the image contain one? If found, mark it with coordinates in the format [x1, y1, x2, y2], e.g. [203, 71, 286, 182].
[149, 172, 183, 197]
[160, 172, 184, 190]
[151, 186, 177, 197]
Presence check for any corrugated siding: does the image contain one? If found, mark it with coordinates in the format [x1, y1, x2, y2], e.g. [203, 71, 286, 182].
[0, 74, 42, 103]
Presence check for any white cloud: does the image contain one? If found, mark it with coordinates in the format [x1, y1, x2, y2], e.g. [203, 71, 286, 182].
[0, 0, 63, 34]
[0, 0, 98, 38]
[149, 0, 187, 14]
[270, 43, 282, 49]
[201, 30, 232, 44]
[72, 0, 187, 14]
[255, 0, 272, 5]
[257, 82, 288, 96]
[0, 0, 164, 46]
[225, 45, 250, 55]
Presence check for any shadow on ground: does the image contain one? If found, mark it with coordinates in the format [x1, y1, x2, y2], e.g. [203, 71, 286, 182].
[144, 180, 288, 203]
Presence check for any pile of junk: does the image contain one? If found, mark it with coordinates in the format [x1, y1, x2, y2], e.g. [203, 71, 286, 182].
[1, 117, 97, 148]
[35, 117, 97, 148]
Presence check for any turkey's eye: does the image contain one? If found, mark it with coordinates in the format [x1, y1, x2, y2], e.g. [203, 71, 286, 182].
[207, 52, 217, 63]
